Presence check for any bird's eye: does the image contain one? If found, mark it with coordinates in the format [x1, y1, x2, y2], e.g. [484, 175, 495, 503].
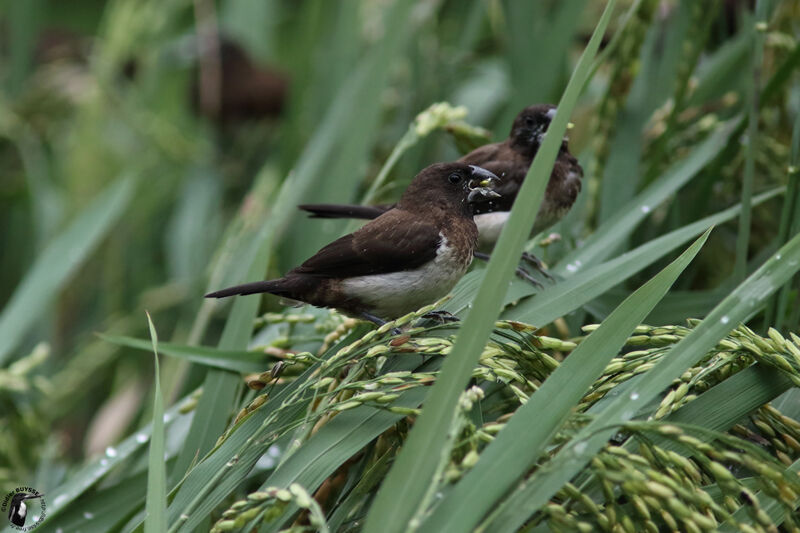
[525, 116, 535, 127]
[448, 172, 462, 184]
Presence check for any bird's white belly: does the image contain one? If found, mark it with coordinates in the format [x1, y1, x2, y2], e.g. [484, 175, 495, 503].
[342, 235, 470, 318]
[475, 205, 565, 251]
[475, 212, 510, 252]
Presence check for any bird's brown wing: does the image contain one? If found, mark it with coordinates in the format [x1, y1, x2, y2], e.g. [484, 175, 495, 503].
[459, 142, 503, 166]
[291, 211, 441, 279]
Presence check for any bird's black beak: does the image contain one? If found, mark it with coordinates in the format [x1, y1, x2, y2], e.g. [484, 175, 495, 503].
[467, 165, 501, 203]
[21, 493, 43, 501]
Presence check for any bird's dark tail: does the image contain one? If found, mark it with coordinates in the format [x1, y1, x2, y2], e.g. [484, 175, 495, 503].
[205, 280, 286, 298]
[298, 203, 388, 220]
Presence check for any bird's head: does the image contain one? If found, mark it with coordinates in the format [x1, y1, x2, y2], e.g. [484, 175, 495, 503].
[10, 493, 42, 506]
[399, 162, 500, 216]
[9, 492, 42, 523]
[509, 104, 572, 154]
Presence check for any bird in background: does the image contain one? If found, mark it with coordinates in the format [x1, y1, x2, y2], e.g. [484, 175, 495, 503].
[206, 163, 500, 327]
[299, 104, 584, 281]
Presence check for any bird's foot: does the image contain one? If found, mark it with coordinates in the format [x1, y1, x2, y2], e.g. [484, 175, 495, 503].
[521, 252, 555, 281]
[515, 266, 543, 288]
[421, 310, 460, 324]
[475, 250, 543, 288]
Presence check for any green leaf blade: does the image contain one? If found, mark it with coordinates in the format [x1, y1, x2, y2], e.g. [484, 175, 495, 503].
[363, 3, 618, 531]
[145, 313, 167, 533]
[0, 176, 135, 364]
[98, 333, 269, 374]
[504, 188, 782, 325]
[485, 231, 800, 531]
[419, 229, 710, 533]
[556, 119, 738, 274]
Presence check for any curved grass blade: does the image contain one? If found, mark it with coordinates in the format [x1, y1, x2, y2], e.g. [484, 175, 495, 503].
[734, 0, 769, 281]
[443, 125, 761, 317]
[258, 388, 429, 533]
[483, 231, 800, 532]
[175, 0, 420, 483]
[556, 119, 738, 274]
[327, 450, 393, 532]
[766, 104, 800, 329]
[170, 386, 424, 533]
[587, 0, 641, 66]
[0, 175, 136, 364]
[38, 398, 187, 528]
[417, 230, 709, 533]
[760, 41, 800, 106]
[503, 188, 782, 325]
[144, 313, 167, 533]
[504, 0, 586, 114]
[282, 0, 419, 264]
[171, 237, 265, 480]
[665, 364, 793, 442]
[262, 390, 427, 491]
[98, 333, 269, 373]
[167, 342, 429, 532]
[573, 363, 796, 503]
[688, 27, 751, 107]
[445, 187, 780, 319]
[166, 391, 306, 531]
[363, 4, 617, 531]
[37, 468, 148, 533]
[162, 324, 366, 531]
[587, 287, 732, 325]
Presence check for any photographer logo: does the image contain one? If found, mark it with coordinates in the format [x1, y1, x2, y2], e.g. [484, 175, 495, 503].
[2, 487, 46, 531]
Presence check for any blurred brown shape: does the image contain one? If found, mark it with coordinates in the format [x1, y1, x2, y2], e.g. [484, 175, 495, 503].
[192, 38, 289, 123]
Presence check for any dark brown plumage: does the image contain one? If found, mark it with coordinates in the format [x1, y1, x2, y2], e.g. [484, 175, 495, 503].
[192, 38, 288, 122]
[206, 163, 499, 325]
[299, 104, 583, 254]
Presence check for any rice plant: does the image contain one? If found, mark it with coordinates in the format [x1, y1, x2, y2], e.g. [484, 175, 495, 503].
[1, 1, 799, 531]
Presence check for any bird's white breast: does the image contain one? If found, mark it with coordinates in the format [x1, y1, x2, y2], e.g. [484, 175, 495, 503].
[475, 199, 570, 251]
[475, 212, 510, 252]
[341, 233, 471, 318]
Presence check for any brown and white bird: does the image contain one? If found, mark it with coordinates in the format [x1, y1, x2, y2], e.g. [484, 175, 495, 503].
[299, 104, 583, 276]
[206, 163, 499, 326]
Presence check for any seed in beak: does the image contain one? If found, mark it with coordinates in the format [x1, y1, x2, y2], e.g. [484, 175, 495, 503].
[468, 188, 501, 202]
